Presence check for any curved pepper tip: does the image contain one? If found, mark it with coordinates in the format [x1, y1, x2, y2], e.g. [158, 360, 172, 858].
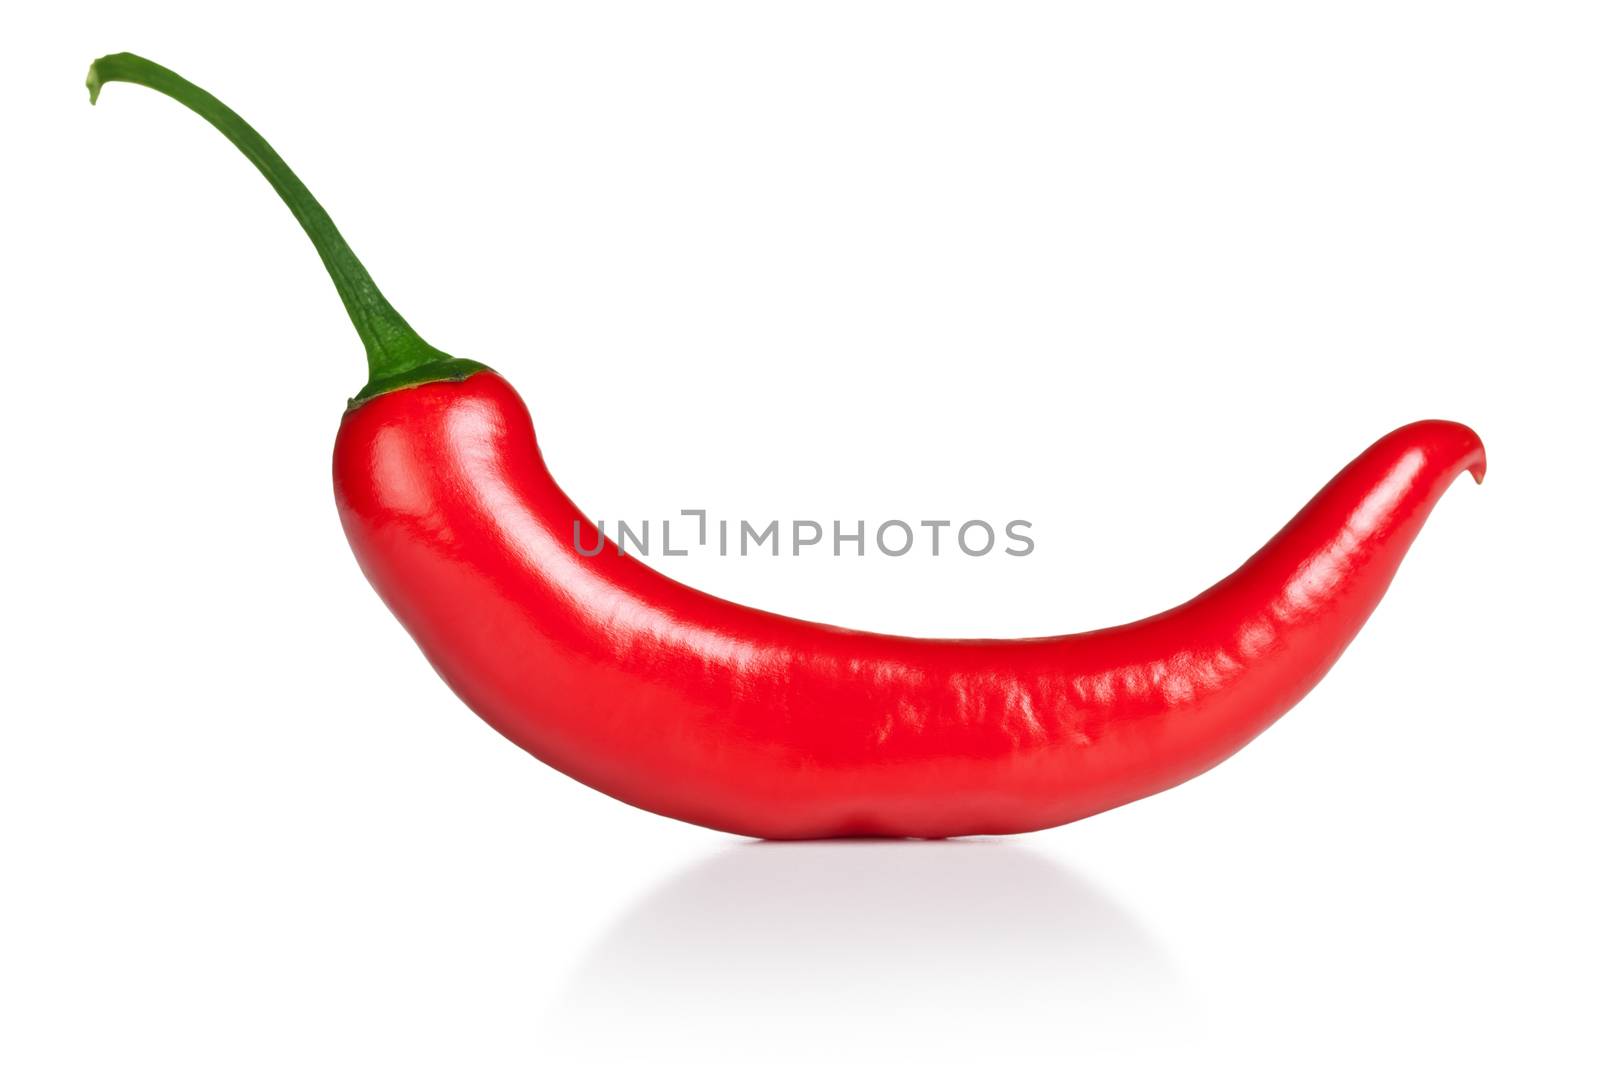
[1410, 418, 1486, 486]
[1456, 423, 1487, 485]
[1373, 419, 1486, 494]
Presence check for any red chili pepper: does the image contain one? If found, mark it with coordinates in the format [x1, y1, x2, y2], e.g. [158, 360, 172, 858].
[90, 54, 1484, 839]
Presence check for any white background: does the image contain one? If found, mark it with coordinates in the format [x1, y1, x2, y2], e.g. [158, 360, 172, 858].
[4, 3, 1597, 1064]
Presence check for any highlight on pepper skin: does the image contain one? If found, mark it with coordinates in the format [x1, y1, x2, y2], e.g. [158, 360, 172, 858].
[88, 52, 1485, 839]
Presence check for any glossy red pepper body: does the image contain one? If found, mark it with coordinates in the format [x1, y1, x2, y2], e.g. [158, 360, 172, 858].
[92, 53, 1485, 840]
[335, 373, 1483, 838]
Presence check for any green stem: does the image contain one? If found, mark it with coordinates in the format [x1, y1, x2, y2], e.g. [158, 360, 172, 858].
[87, 53, 488, 406]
